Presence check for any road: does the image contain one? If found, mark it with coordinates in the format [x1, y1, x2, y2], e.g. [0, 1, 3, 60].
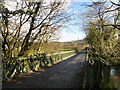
[2, 51, 86, 89]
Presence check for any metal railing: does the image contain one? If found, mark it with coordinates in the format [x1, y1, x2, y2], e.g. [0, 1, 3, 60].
[2, 50, 77, 81]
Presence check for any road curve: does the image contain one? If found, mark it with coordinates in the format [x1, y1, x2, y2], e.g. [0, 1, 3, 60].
[3, 51, 86, 89]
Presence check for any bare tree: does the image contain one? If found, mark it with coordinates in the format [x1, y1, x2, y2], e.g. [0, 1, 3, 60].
[1, 0, 72, 58]
[82, 1, 119, 62]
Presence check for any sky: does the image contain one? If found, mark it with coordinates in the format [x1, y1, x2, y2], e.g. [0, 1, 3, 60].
[58, 0, 119, 42]
[58, 2, 89, 42]
[4, 0, 89, 42]
[4, 0, 119, 42]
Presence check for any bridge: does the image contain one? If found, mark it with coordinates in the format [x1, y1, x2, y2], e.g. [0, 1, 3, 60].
[2, 50, 87, 89]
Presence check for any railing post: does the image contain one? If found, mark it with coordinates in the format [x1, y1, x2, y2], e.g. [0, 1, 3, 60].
[22, 60, 24, 73]
[61, 53, 62, 60]
[50, 56, 53, 65]
[0, 1, 2, 89]
[30, 55, 33, 71]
